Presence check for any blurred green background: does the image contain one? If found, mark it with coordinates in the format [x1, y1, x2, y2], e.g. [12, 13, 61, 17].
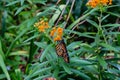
[0, 0, 120, 80]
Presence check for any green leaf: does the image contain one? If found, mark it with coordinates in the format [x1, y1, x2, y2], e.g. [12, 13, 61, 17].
[62, 63, 72, 74]
[36, 6, 56, 17]
[32, 0, 47, 5]
[102, 23, 120, 28]
[101, 14, 110, 22]
[71, 69, 91, 80]
[25, 67, 52, 80]
[49, 5, 66, 26]
[83, 65, 99, 74]
[0, 55, 10, 80]
[40, 44, 53, 62]
[65, 30, 95, 38]
[117, 34, 120, 45]
[107, 32, 120, 35]
[27, 17, 37, 27]
[0, 39, 5, 59]
[34, 75, 50, 80]
[67, 8, 98, 30]
[67, 41, 82, 50]
[80, 43, 94, 51]
[108, 68, 120, 74]
[15, 69, 22, 80]
[6, 0, 19, 6]
[34, 42, 47, 49]
[9, 51, 28, 57]
[53, 68, 59, 79]
[15, 5, 29, 15]
[99, 43, 119, 52]
[23, 34, 40, 43]
[86, 19, 99, 29]
[107, 12, 120, 18]
[71, 57, 92, 66]
[20, 0, 25, 6]
[97, 56, 107, 69]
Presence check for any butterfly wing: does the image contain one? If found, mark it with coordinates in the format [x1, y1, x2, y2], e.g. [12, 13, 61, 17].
[55, 40, 69, 63]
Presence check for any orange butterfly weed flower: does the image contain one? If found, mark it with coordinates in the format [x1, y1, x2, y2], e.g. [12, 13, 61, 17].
[34, 20, 49, 32]
[57, 27, 63, 36]
[50, 27, 56, 36]
[86, 0, 112, 8]
[50, 27, 63, 41]
[54, 35, 61, 41]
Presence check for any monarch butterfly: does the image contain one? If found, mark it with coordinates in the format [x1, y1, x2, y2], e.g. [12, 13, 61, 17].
[55, 39, 69, 63]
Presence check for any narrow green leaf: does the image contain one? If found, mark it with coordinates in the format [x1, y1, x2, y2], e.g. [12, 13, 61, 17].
[49, 5, 66, 26]
[97, 56, 107, 69]
[15, 5, 28, 15]
[102, 23, 120, 28]
[23, 34, 40, 43]
[101, 14, 110, 22]
[0, 55, 10, 80]
[107, 12, 120, 18]
[62, 63, 72, 74]
[80, 43, 93, 50]
[34, 75, 50, 80]
[86, 19, 99, 29]
[107, 32, 120, 35]
[34, 42, 47, 49]
[6, 0, 19, 6]
[9, 51, 28, 57]
[20, 0, 24, 5]
[71, 69, 91, 80]
[65, 30, 95, 38]
[40, 44, 53, 62]
[15, 69, 22, 80]
[25, 67, 52, 80]
[67, 41, 81, 50]
[67, 8, 98, 29]
[31, 61, 50, 74]
[32, 0, 47, 5]
[0, 39, 5, 59]
[108, 68, 120, 74]
[83, 65, 99, 74]
[99, 43, 119, 52]
[71, 57, 92, 66]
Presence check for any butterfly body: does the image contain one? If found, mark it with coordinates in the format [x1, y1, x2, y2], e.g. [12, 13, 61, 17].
[55, 40, 69, 63]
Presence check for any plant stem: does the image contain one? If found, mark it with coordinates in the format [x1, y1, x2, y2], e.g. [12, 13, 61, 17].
[98, 9, 107, 44]
[64, 0, 75, 28]
[55, 0, 70, 26]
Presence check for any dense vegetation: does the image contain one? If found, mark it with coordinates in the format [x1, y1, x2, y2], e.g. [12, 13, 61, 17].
[0, 0, 120, 80]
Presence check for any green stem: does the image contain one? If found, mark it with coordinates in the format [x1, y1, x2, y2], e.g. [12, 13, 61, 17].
[98, 8, 107, 44]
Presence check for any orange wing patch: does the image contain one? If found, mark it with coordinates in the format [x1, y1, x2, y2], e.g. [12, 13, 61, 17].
[55, 40, 69, 63]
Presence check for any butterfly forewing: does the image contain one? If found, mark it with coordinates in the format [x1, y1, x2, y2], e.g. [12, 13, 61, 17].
[55, 40, 69, 63]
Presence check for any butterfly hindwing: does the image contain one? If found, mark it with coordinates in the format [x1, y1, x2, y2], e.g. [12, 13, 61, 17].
[55, 40, 69, 63]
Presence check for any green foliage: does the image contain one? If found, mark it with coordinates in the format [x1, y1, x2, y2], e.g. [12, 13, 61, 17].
[0, 0, 120, 80]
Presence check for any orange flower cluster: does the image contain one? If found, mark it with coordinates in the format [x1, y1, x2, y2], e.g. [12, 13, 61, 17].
[50, 27, 63, 41]
[34, 20, 49, 32]
[86, 0, 112, 8]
